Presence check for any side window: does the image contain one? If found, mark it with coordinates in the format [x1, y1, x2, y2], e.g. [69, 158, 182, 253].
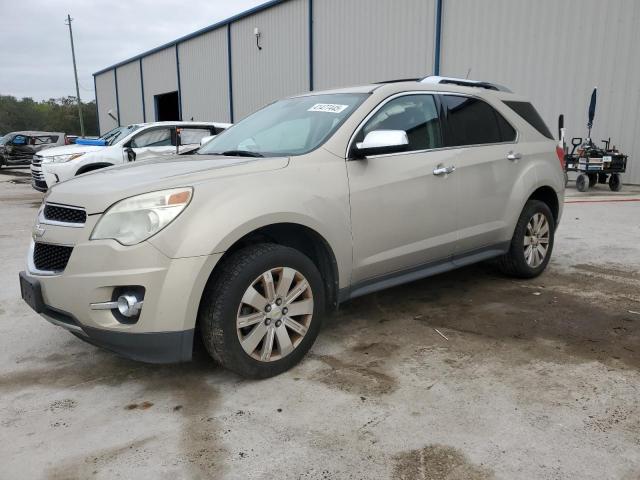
[441, 95, 513, 147]
[131, 128, 173, 148]
[179, 128, 214, 145]
[11, 135, 27, 145]
[503, 101, 553, 139]
[495, 112, 516, 142]
[32, 135, 58, 145]
[355, 94, 443, 152]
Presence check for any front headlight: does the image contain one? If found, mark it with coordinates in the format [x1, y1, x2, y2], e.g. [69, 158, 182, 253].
[43, 153, 86, 163]
[90, 188, 193, 245]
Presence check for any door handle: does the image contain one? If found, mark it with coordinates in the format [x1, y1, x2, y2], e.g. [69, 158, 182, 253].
[433, 165, 456, 176]
[507, 151, 522, 161]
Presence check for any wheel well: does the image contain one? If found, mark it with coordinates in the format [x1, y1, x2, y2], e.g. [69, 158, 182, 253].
[76, 163, 113, 175]
[210, 223, 339, 311]
[528, 186, 559, 223]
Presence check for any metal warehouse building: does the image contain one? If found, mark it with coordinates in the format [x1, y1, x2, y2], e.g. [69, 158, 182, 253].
[93, 0, 640, 184]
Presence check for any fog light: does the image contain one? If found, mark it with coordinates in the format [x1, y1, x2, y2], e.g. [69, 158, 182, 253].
[117, 294, 143, 317]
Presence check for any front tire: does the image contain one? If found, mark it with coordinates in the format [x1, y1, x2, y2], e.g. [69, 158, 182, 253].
[198, 243, 325, 378]
[497, 200, 555, 279]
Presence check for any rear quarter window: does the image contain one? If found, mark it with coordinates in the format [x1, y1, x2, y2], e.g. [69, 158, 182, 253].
[503, 101, 553, 139]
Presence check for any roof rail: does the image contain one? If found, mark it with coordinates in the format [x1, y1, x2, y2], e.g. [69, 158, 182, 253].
[375, 78, 420, 84]
[420, 76, 512, 93]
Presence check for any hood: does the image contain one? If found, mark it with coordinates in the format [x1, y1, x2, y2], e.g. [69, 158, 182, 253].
[37, 144, 105, 157]
[46, 154, 289, 214]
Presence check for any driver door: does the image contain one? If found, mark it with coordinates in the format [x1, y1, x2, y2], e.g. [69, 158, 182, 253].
[126, 127, 175, 162]
[347, 93, 458, 284]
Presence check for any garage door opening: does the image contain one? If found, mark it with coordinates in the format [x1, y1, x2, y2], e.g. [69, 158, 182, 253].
[154, 91, 180, 121]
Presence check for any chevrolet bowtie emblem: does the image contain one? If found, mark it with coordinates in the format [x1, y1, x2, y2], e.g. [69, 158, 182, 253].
[32, 224, 46, 239]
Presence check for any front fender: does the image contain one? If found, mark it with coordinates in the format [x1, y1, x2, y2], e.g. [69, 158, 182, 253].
[148, 158, 353, 289]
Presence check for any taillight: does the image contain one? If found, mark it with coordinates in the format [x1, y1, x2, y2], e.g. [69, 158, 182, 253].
[555, 145, 565, 169]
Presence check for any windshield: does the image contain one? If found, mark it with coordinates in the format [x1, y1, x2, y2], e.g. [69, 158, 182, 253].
[100, 125, 141, 146]
[198, 93, 368, 157]
[0, 135, 7, 145]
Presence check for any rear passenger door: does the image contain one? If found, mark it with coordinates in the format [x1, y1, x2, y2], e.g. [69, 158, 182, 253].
[439, 95, 520, 255]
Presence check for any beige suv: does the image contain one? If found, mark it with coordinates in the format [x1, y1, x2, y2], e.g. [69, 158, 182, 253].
[19, 77, 565, 378]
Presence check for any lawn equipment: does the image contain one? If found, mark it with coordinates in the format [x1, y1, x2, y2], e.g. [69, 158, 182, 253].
[560, 88, 629, 192]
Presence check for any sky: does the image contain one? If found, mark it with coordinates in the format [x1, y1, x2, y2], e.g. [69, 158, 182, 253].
[0, 0, 266, 101]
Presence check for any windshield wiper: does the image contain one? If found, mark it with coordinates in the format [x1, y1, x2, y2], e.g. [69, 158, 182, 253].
[218, 150, 264, 158]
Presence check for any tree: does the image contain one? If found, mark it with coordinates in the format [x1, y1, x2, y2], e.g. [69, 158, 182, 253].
[0, 95, 98, 136]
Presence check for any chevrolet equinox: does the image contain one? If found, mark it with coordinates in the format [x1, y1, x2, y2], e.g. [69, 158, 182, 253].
[19, 77, 565, 378]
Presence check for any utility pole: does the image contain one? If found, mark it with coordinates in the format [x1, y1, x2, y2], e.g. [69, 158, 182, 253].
[65, 14, 85, 137]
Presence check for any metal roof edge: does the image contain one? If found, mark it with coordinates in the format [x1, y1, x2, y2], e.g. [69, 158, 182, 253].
[93, 0, 286, 76]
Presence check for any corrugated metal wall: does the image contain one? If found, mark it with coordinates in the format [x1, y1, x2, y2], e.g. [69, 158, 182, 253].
[441, 0, 640, 184]
[94, 0, 640, 183]
[95, 70, 118, 134]
[178, 28, 231, 122]
[141, 47, 178, 122]
[313, 0, 435, 90]
[115, 61, 143, 126]
[230, 0, 309, 120]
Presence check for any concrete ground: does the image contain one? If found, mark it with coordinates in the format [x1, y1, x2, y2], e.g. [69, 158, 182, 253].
[1, 166, 639, 480]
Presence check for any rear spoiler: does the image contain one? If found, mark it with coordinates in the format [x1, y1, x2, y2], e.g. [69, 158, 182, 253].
[420, 76, 513, 93]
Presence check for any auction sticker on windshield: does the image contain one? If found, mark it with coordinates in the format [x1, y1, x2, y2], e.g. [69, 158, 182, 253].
[308, 104, 349, 113]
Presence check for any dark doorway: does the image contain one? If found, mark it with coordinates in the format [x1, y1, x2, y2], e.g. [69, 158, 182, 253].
[154, 91, 180, 121]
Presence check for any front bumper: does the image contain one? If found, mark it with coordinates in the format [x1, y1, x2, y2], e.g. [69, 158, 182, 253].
[20, 232, 222, 363]
[19, 270, 194, 363]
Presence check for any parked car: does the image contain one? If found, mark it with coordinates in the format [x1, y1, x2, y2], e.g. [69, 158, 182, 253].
[19, 77, 564, 378]
[30, 121, 231, 191]
[1, 131, 65, 168]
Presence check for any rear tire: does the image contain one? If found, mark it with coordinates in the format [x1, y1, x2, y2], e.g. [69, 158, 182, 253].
[609, 173, 622, 192]
[198, 243, 325, 378]
[497, 200, 555, 279]
[576, 174, 589, 192]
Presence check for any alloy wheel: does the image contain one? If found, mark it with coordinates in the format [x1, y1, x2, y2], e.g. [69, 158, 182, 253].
[236, 267, 314, 362]
[523, 212, 550, 268]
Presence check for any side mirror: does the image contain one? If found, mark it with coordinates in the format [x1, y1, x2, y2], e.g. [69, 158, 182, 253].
[353, 130, 408, 158]
[200, 135, 216, 147]
[124, 147, 136, 162]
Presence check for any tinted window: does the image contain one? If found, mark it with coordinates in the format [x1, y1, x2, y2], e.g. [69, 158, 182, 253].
[131, 128, 173, 148]
[503, 101, 553, 139]
[495, 113, 516, 142]
[442, 96, 514, 146]
[355, 94, 443, 152]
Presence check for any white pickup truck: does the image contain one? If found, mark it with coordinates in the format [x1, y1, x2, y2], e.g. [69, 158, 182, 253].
[31, 121, 230, 191]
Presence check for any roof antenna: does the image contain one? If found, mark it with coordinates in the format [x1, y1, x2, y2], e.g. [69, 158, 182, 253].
[465, 68, 471, 79]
